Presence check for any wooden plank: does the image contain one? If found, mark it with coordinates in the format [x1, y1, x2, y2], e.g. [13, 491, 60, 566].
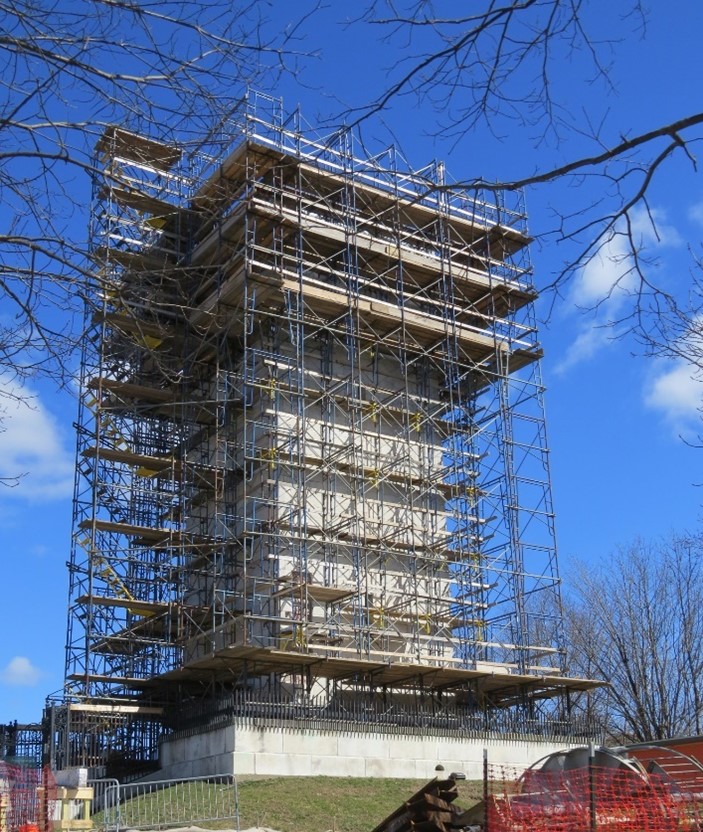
[67, 702, 163, 715]
[96, 126, 181, 169]
[98, 311, 173, 341]
[78, 517, 176, 540]
[295, 157, 530, 253]
[107, 185, 191, 217]
[89, 377, 175, 403]
[279, 276, 535, 361]
[149, 646, 602, 698]
[370, 779, 457, 832]
[409, 792, 458, 811]
[66, 672, 145, 685]
[75, 594, 169, 615]
[250, 196, 534, 305]
[82, 446, 174, 470]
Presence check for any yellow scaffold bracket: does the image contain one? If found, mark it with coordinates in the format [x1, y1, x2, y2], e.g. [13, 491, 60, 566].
[465, 485, 483, 506]
[103, 288, 127, 313]
[102, 423, 130, 452]
[135, 466, 160, 478]
[141, 334, 163, 350]
[93, 555, 137, 603]
[262, 447, 278, 471]
[468, 618, 485, 637]
[76, 535, 92, 552]
[144, 215, 168, 230]
[366, 402, 380, 424]
[93, 555, 149, 618]
[84, 393, 131, 451]
[371, 606, 386, 627]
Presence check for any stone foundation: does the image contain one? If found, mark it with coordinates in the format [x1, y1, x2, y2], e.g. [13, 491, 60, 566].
[157, 720, 583, 779]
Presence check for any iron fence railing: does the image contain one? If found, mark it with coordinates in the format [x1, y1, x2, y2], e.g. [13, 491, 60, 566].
[91, 774, 239, 832]
[165, 690, 601, 745]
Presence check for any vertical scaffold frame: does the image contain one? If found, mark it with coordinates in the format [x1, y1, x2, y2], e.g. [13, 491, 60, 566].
[61, 92, 584, 765]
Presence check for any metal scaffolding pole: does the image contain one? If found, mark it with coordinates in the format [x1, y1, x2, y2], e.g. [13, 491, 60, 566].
[55, 91, 594, 771]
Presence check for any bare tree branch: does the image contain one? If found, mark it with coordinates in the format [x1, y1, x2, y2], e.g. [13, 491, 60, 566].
[351, 1, 701, 322]
[563, 535, 703, 743]
[0, 0, 309, 402]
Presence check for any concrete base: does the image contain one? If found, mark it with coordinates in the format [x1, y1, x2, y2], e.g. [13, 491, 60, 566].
[158, 720, 582, 780]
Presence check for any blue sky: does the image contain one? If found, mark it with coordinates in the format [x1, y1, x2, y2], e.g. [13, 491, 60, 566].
[2, 1, 703, 723]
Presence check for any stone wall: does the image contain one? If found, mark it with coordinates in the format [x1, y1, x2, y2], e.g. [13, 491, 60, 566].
[157, 721, 580, 780]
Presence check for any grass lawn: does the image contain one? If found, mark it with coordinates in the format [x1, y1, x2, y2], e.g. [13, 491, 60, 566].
[93, 776, 484, 832]
[235, 776, 483, 832]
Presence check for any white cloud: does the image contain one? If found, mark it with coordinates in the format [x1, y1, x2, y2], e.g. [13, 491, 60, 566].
[0, 377, 74, 501]
[555, 325, 612, 375]
[570, 232, 633, 309]
[0, 656, 43, 687]
[559, 232, 631, 375]
[561, 206, 682, 373]
[644, 361, 702, 433]
[630, 206, 683, 249]
[571, 207, 680, 311]
[689, 200, 703, 229]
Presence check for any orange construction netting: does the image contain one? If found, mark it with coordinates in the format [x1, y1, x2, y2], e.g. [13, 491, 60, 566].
[485, 763, 703, 832]
[0, 763, 56, 832]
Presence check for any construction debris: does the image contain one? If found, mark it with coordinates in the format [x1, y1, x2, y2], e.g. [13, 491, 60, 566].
[370, 778, 465, 832]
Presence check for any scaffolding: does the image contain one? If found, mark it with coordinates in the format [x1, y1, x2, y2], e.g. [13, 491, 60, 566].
[56, 92, 596, 768]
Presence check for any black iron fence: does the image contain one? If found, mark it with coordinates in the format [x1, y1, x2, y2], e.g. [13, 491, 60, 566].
[166, 690, 600, 743]
[0, 722, 43, 767]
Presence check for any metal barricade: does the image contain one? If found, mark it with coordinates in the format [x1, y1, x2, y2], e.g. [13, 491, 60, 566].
[95, 774, 239, 832]
[87, 779, 120, 828]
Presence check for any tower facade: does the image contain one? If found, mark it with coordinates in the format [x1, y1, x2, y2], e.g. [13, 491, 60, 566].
[54, 94, 593, 773]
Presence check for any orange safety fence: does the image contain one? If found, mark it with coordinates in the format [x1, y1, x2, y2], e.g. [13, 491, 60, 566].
[0, 763, 56, 832]
[485, 762, 703, 832]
